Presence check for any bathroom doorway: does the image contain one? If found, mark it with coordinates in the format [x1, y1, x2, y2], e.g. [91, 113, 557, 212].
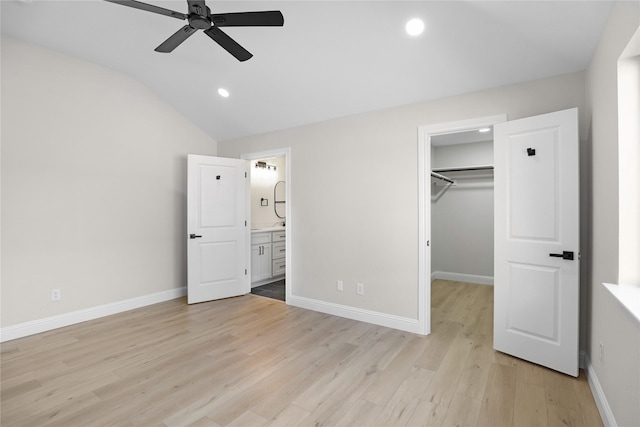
[241, 148, 291, 302]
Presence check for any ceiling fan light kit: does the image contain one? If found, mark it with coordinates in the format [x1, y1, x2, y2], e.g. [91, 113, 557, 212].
[103, 0, 284, 61]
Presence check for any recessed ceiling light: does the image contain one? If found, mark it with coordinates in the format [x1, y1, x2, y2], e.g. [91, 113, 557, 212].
[478, 128, 491, 133]
[405, 18, 425, 36]
[218, 88, 230, 98]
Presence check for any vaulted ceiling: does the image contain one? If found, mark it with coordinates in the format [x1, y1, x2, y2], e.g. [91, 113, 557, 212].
[1, 0, 613, 141]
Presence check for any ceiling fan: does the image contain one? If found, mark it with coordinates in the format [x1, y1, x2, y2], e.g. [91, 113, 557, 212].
[104, 0, 284, 61]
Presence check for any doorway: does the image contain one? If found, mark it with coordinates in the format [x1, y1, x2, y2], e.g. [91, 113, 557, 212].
[241, 148, 292, 303]
[418, 115, 507, 335]
[419, 110, 580, 376]
[430, 130, 495, 286]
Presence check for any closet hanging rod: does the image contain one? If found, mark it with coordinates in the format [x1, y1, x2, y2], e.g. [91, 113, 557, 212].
[432, 165, 494, 173]
[431, 171, 455, 184]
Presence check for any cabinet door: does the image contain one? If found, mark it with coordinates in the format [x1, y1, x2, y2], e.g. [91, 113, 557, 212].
[251, 244, 273, 283]
[260, 244, 272, 280]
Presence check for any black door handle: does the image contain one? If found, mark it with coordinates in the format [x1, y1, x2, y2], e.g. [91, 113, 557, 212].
[189, 234, 202, 239]
[549, 251, 574, 260]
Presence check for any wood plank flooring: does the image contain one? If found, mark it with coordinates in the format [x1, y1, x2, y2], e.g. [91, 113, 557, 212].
[1, 280, 603, 426]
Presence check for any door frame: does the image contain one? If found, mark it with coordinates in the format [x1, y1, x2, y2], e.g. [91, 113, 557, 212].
[241, 147, 292, 302]
[418, 114, 507, 335]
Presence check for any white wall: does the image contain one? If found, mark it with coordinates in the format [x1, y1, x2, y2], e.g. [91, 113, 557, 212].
[585, 2, 640, 426]
[432, 142, 494, 282]
[1, 38, 218, 328]
[218, 71, 586, 320]
[250, 157, 286, 228]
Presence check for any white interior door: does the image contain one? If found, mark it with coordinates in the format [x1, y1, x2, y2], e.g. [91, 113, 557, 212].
[494, 108, 580, 377]
[187, 155, 250, 304]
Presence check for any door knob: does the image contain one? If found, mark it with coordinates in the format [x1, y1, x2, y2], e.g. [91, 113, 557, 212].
[189, 234, 202, 239]
[549, 251, 574, 260]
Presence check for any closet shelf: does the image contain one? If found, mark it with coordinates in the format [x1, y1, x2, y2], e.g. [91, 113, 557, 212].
[432, 164, 493, 173]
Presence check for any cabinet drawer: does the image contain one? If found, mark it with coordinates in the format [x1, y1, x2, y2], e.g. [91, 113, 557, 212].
[251, 233, 271, 245]
[272, 231, 286, 242]
[272, 258, 286, 276]
[272, 241, 286, 259]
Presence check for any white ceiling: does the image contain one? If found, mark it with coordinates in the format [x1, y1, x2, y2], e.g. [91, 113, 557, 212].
[1, 0, 613, 142]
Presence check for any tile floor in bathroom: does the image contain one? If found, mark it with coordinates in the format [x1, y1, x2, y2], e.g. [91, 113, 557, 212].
[250, 280, 285, 301]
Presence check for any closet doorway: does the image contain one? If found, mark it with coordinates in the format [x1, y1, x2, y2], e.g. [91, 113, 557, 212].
[420, 110, 580, 375]
[417, 115, 507, 335]
[430, 131, 495, 286]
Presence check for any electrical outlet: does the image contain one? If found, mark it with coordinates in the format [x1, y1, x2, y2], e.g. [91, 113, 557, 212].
[51, 289, 61, 301]
[599, 341, 604, 364]
[337, 280, 343, 292]
[356, 282, 364, 295]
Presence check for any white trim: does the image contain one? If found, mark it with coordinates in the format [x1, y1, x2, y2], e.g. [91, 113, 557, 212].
[288, 295, 422, 334]
[432, 271, 494, 285]
[418, 114, 507, 337]
[0, 287, 187, 342]
[241, 148, 292, 304]
[584, 353, 617, 427]
[602, 282, 640, 324]
[417, 129, 430, 335]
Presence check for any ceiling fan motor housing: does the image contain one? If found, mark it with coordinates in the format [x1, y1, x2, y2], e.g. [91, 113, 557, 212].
[189, 15, 211, 29]
[189, 5, 211, 29]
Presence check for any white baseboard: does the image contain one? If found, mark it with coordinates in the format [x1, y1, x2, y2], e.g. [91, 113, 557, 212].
[431, 271, 494, 285]
[584, 353, 617, 427]
[287, 295, 422, 334]
[0, 287, 187, 343]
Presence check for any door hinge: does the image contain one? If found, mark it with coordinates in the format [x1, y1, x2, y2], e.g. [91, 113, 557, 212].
[245, 172, 247, 178]
[245, 220, 247, 226]
[245, 269, 247, 275]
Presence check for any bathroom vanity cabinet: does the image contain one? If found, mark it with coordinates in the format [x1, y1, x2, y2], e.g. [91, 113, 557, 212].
[251, 229, 285, 286]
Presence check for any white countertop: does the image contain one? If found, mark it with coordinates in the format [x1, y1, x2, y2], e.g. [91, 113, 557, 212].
[251, 226, 286, 233]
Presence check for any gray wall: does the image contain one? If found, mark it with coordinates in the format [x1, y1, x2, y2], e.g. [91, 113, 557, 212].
[585, 2, 639, 426]
[218, 71, 586, 320]
[1, 38, 218, 327]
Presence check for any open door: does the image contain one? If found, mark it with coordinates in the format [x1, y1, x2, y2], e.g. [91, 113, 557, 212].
[494, 108, 580, 376]
[187, 155, 250, 304]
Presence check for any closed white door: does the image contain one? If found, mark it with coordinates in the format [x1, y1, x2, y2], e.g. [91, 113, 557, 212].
[187, 155, 250, 304]
[494, 108, 580, 377]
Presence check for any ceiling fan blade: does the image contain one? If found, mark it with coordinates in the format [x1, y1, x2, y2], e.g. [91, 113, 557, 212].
[212, 11, 284, 27]
[186, 0, 208, 16]
[155, 25, 198, 53]
[204, 27, 253, 61]
[103, 0, 187, 20]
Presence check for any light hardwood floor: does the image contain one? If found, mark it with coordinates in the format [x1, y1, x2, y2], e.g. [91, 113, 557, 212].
[1, 280, 603, 426]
